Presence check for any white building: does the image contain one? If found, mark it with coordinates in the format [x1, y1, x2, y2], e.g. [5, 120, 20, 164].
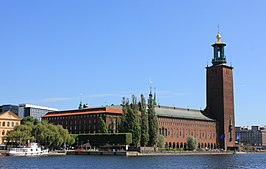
[18, 104, 58, 121]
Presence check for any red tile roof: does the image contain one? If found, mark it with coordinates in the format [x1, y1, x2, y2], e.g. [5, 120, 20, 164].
[42, 107, 123, 118]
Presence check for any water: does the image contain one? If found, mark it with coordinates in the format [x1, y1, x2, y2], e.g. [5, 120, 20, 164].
[0, 154, 266, 169]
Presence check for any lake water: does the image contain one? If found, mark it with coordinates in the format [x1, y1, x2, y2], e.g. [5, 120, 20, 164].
[0, 154, 266, 169]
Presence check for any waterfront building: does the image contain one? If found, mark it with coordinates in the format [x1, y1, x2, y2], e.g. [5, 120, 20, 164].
[0, 111, 21, 144]
[43, 106, 122, 134]
[235, 126, 266, 148]
[18, 104, 58, 121]
[43, 32, 235, 150]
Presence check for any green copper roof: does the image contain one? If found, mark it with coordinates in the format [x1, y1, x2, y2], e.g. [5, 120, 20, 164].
[107, 104, 215, 121]
[155, 106, 215, 121]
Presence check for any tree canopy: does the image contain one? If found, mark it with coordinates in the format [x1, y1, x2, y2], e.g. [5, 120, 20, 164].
[98, 117, 108, 133]
[118, 95, 141, 147]
[148, 93, 158, 147]
[6, 117, 75, 149]
[140, 94, 149, 147]
[187, 136, 198, 150]
[118, 93, 158, 147]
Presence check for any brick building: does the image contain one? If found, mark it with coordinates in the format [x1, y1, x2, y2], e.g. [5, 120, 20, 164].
[157, 106, 217, 149]
[43, 32, 235, 150]
[43, 106, 122, 134]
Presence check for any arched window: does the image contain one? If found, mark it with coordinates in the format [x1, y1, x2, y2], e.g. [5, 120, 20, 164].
[2, 130, 5, 135]
[7, 122, 10, 127]
[2, 122, 5, 126]
[11, 122, 14, 127]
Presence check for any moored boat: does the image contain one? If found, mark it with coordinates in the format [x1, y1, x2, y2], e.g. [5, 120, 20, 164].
[7, 143, 48, 156]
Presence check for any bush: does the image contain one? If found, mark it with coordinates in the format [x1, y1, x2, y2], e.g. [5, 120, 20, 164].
[74, 133, 132, 147]
[187, 136, 198, 150]
[157, 135, 165, 149]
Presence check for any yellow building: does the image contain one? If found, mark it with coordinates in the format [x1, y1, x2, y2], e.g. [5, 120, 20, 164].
[0, 111, 21, 144]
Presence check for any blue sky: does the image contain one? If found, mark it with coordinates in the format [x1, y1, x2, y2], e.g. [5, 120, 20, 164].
[0, 1, 265, 126]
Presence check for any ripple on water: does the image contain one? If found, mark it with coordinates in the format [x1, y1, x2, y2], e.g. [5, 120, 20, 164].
[0, 154, 266, 169]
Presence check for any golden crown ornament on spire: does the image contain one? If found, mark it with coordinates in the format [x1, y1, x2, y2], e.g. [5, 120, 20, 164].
[216, 32, 221, 41]
[215, 25, 223, 44]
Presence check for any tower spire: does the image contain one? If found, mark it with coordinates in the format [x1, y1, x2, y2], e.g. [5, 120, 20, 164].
[212, 29, 227, 65]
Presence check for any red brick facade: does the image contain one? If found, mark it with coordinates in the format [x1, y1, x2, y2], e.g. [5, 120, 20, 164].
[42, 107, 122, 134]
[43, 107, 219, 149]
[206, 65, 235, 149]
[158, 116, 217, 149]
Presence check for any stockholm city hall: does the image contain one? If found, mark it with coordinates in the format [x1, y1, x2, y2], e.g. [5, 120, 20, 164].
[43, 32, 236, 150]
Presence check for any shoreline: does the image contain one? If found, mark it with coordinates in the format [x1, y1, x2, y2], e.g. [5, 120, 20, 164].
[135, 151, 266, 156]
[66, 150, 266, 157]
[1, 150, 266, 157]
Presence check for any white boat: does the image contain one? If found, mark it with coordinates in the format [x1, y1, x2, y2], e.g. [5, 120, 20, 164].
[7, 143, 48, 156]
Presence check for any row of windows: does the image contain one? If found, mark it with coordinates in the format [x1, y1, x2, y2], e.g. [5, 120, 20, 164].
[65, 125, 97, 131]
[159, 121, 215, 128]
[46, 114, 106, 120]
[158, 117, 214, 124]
[165, 142, 217, 149]
[159, 128, 215, 140]
[0, 121, 18, 127]
[57, 119, 99, 126]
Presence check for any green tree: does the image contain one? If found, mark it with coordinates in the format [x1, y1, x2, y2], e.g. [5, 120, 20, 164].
[118, 97, 129, 133]
[7, 117, 74, 149]
[21, 116, 35, 126]
[148, 92, 158, 147]
[157, 134, 165, 149]
[98, 117, 108, 133]
[118, 96, 141, 147]
[139, 94, 149, 146]
[130, 95, 141, 147]
[6, 124, 34, 145]
[187, 136, 198, 150]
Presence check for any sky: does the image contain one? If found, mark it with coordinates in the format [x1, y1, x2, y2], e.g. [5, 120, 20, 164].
[0, 1, 265, 126]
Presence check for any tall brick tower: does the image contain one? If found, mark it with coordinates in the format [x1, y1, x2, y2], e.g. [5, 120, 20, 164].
[206, 32, 235, 150]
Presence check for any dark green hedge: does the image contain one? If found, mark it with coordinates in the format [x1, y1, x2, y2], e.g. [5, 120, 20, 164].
[73, 133, 132, 146]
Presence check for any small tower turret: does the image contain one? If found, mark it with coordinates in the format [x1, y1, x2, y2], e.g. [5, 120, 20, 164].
[211, 32, 227, 65]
